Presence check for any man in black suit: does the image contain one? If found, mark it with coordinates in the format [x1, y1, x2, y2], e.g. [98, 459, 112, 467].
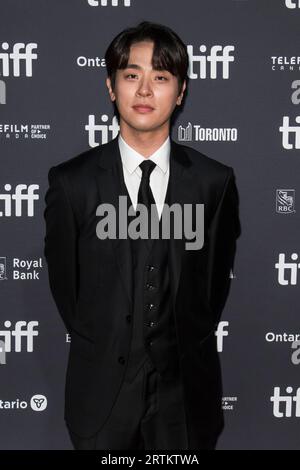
[44, 21, 241, 450]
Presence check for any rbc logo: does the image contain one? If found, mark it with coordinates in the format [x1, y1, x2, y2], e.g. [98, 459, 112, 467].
[0, 258, 7, 280]
[276, 189, 295, 213]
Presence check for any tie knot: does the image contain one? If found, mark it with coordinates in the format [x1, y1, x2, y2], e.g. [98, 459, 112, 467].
[139, 160, 156, 179]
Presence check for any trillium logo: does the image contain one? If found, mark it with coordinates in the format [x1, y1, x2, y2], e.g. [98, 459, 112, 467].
[30, 394, 47, 412]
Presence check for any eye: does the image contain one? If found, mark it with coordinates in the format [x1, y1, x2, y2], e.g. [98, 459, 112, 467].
[125, 73, 138, 79]
[156, 76, 168, 81]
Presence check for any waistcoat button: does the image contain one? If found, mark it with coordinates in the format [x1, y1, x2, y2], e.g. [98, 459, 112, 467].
[146, 283, 155, 290]
[147, 303, 155, 311]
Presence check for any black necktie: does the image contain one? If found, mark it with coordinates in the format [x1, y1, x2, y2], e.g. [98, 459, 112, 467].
[137, 160, 158, 247]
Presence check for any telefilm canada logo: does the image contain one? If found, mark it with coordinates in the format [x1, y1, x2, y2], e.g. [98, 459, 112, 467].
[222, 396, 238, 411]
[0, 123, 51, 141]
[271, 56, 300, 71]
[0, 42, 38, 105]
[276, 189, 295, 214]
[0, 394, 47, 412]
[0, 321, 39, 365]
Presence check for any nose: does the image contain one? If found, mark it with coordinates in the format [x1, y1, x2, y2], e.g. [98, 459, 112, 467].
[136, 76, 153, 97]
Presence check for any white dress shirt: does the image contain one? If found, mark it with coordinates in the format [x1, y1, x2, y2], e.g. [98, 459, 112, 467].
[118, 133, 170, 220]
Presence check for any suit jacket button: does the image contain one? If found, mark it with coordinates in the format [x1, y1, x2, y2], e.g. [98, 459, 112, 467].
[118, 356, 125, 365]
[126, 315, 131, 323]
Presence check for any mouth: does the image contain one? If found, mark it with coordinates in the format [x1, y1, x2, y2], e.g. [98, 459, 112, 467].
[132, 105, 154, 114]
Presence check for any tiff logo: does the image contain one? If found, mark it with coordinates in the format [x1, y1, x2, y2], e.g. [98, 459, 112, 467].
[215, 321, 229, 352]
[86, 114, 119, 146]
[187, 45, 235, 79]
[275, 253, 300, 285]
[87, 0, 131, 5]
[0, 184, 39, 217]
[279, 116, 300, 149]
[271, 386, 300, 417]
[0, 321, 39, 365]
[0, 42, 38, 77]
[285, 0, 300, 8]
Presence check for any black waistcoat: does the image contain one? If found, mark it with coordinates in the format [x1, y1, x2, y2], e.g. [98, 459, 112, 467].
[116, 155, 181, 383]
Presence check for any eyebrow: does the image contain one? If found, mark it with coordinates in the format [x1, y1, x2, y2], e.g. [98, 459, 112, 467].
[124, 64, 166, 72]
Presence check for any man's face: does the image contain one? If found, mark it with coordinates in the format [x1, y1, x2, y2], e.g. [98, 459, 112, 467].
[106, 41, 186, 133]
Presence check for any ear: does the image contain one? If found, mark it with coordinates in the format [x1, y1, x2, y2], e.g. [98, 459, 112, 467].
[106, 77, 116, 102]
[176, 80, 186, 106]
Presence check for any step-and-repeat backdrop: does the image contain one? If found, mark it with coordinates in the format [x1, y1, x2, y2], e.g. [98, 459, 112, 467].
[1, 0, 299, 450]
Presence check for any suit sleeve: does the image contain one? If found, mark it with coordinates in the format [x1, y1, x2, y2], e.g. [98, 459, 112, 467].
[43, 166, 78, 332]
[207, 167, 241, 325]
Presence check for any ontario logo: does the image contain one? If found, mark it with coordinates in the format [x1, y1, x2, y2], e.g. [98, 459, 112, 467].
[0, 394, 47, 412]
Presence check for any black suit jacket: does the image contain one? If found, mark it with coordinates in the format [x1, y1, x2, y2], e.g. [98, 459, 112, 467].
[44, 135, 241, 444]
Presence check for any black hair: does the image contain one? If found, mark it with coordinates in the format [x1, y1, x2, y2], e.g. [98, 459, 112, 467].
[104, 20, 189, 97]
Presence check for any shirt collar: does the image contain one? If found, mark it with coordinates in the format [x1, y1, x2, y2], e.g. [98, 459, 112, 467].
[118, 132, 170, 175]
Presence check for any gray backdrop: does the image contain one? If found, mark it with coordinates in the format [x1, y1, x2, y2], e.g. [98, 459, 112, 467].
[1, 0, 300, 450]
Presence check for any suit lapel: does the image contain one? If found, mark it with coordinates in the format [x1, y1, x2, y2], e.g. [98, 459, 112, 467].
[95, 136, 133, 310]
[167, 139, 193, 311]
[94, 135, 193, 312]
